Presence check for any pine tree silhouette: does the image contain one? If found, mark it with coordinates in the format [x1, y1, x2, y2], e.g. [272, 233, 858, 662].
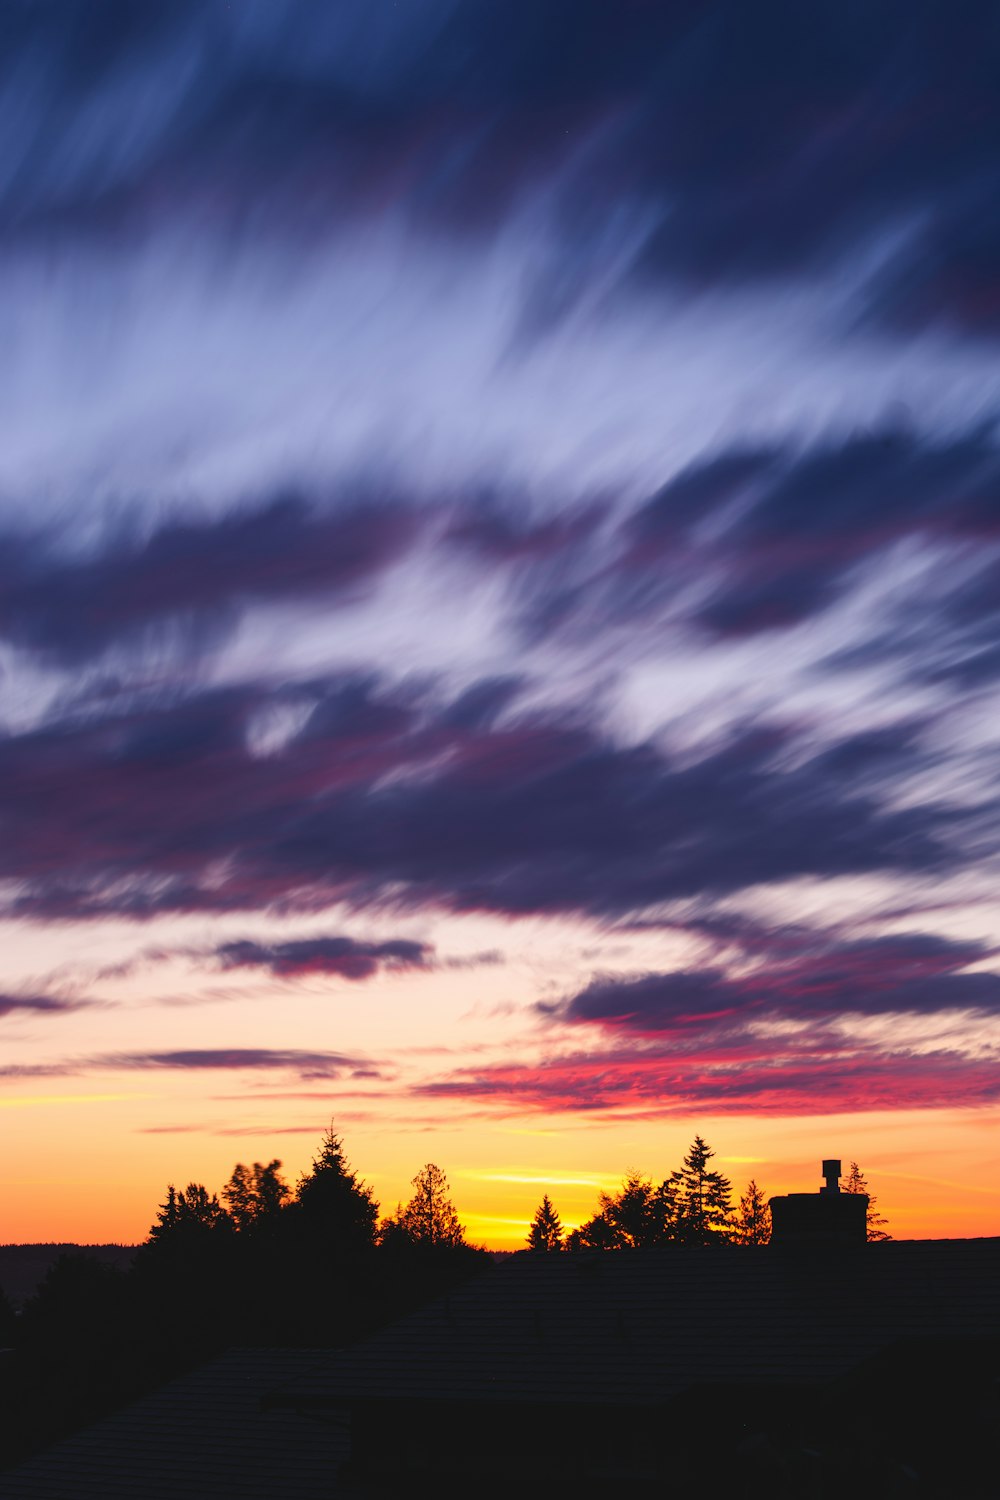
[732, 1179, 771, 1245]
[388, 1163, 467, 1246]
[843, 1161, 891, 1241]
[669, 1137, 733, 1244]
[526, 1194, 564, 1250]
[294, 1126, 379, 1248]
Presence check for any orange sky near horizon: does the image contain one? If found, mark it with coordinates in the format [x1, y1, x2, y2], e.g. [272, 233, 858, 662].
[4, 1088, 999, 1249]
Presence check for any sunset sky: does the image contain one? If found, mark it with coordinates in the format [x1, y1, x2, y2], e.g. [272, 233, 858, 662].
[3, 2, 1000, 1249]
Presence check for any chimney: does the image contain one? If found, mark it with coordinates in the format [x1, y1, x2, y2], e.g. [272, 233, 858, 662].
[769, 1160, 867, 1248]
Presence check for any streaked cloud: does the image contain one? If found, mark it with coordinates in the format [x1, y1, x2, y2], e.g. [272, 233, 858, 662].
[0, 992, 96, 1018]
[0, 1048, 376, 1081]
[0, 674, 964, 923]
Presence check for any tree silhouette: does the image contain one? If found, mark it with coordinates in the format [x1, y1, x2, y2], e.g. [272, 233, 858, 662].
[669, 1137, 733, 1244]
[572, 1172, 675, 1248]
[147, 1182, 231, 1243]
[294, 1126, 379, 1249]
[222, 1159, 289, 1231]
[390, 1163, 467, 1247]
[147, 1183, 181, 1241]
[221, 1163, 254, 1229]
[526, 1194, 563, 1251]
[843, 1161, 891, 1241]
[732, 1179, 771, 1245]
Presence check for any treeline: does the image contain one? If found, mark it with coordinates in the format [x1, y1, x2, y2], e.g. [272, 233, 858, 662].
[536, 1136, 768, 1250]
[0, 1130, 484, 1470]
[146, 1137, 469, 1252]
[137, 1132, 888, 1257]
[528, 1141, 889, 1251]
[138, 1132, 766, 1261]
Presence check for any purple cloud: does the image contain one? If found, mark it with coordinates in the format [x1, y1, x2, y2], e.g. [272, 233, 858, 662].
[0, 1049, 371, 1081]
[0, 495, 419, 664]
[101, 1049, 361, 1077]
[550, 929, 1000, 1035]
[0, 674, 959, 923]
[614, 427, 1000, 642]
[419, 1043, 1000, 1118]
[215, 935, 432, 981]
[425, 921, 1000, 1117]
[0, 993, 94, 1018]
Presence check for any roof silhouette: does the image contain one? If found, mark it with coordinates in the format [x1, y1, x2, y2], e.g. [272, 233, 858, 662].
[4, 1238, 998, 1497]
[278, 1238, 1000, 1409]
[0, 1349, 347, 1499]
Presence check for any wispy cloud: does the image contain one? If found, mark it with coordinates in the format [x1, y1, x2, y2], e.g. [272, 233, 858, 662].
[419, 1038, 1000, 1118]
[0, 1048, 376, 1082]
[0, 993, 97, 1018]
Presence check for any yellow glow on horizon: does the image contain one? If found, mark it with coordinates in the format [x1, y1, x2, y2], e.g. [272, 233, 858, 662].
[879, 1169, 1000, 1198]
[464, 1212, 583, 1248]
[459, 1170, 619, 1188]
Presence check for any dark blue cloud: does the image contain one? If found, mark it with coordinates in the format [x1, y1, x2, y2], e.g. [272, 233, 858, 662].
[651, 426, 1000, 640]
[551, 930, 1000, 1033]
[1, 2, 997, 340]
[0, 672, 960, 922]
[0, 495, 418, 664]
[4, 422, 996, 679]
[502, 424, 1000, 654]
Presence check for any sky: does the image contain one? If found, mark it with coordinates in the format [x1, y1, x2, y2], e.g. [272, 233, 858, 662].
[2, 1, 1000, 1250]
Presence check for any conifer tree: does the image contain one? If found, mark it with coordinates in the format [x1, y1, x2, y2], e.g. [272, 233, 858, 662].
[669, 1136, 733, 1244]
[377, 1202, 411, 1249]
[148, 1183, 180, 1242]
[146, 1182, 230, 1243]
[732, 1179, 771, 1245]
[393, 1163, 467, 1246]
[526, 1194, 564, 1251]
[843, 1161, 891, 1241]
[295, 1125, 378, 1248]
[573, 1172, 675, 1248]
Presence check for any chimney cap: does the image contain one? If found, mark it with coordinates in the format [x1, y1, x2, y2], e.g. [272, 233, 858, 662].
[821, 1159, 841, 1193]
